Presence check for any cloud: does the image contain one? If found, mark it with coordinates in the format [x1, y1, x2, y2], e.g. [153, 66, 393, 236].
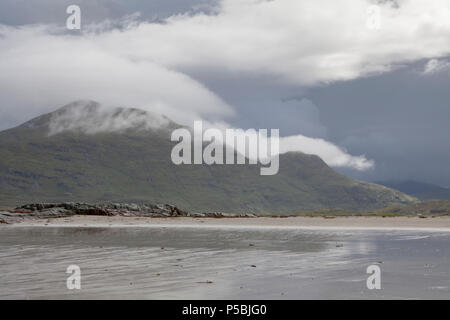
[279, 135, 374, 171]
[423, 59, 450, 74]
[92, 0, 450, 85]
[2, 0, 449, 171]
[47, 100, 170, 135]
[0, 24, 234, 128]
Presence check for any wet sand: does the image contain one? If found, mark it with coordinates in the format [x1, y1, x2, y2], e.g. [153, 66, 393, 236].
[12, 215, 450, 231]
[3, 216, 450, 299]
[1, 224, 450, 299]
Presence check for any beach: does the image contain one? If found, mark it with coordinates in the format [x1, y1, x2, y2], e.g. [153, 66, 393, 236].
[2, 216, 450, 299]
[11, 215, 450, 231]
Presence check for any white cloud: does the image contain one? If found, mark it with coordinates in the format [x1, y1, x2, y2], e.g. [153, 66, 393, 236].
[93, 0, 450, 84]
[0, 25, 234, 128]
[279, 135, 374, 171]
[1, 0, 449, 171]
[47, 100, 171, 135]
[423, 59, 450, 74]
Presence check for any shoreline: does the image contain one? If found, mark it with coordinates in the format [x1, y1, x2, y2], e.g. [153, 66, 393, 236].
[6, 215, 450, 232]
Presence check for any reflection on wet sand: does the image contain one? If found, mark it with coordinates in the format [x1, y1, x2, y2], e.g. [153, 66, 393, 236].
[0, 226, 449, 299]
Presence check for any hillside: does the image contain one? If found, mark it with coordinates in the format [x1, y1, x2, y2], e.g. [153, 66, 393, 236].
[377, 180, 450, 201]
[379, 200, 450, 215]
[0, 101, 417, 213]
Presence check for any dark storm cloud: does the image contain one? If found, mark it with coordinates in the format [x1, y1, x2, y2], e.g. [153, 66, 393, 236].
[184, 59, 450, 186]
[304, 61, 450, 186]
[182, 70, 325, 137]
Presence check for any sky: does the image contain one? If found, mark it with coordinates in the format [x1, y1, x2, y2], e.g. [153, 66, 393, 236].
[0, 0, 449, 185]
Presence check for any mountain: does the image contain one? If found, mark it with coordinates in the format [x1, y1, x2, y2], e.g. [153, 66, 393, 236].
[0, 101, 416, 212]
[377, 180, 450, 201]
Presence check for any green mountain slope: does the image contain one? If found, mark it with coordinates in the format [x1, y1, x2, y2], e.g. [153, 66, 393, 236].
[0, 101, 416, 212]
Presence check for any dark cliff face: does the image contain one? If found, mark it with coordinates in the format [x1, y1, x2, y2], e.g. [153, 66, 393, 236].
[0, 101, 416, 212]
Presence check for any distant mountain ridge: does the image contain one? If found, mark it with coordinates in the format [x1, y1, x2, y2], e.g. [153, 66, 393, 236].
[377, 180, 450, 201]
[0, 101, 416, 212]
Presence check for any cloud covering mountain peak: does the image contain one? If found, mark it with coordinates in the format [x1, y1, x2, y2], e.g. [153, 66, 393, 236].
[47, 100, 172, 135]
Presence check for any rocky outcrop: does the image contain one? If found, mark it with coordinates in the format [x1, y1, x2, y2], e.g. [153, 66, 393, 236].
[0, 211, 27, 224]
[0, 202, 256, 224]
